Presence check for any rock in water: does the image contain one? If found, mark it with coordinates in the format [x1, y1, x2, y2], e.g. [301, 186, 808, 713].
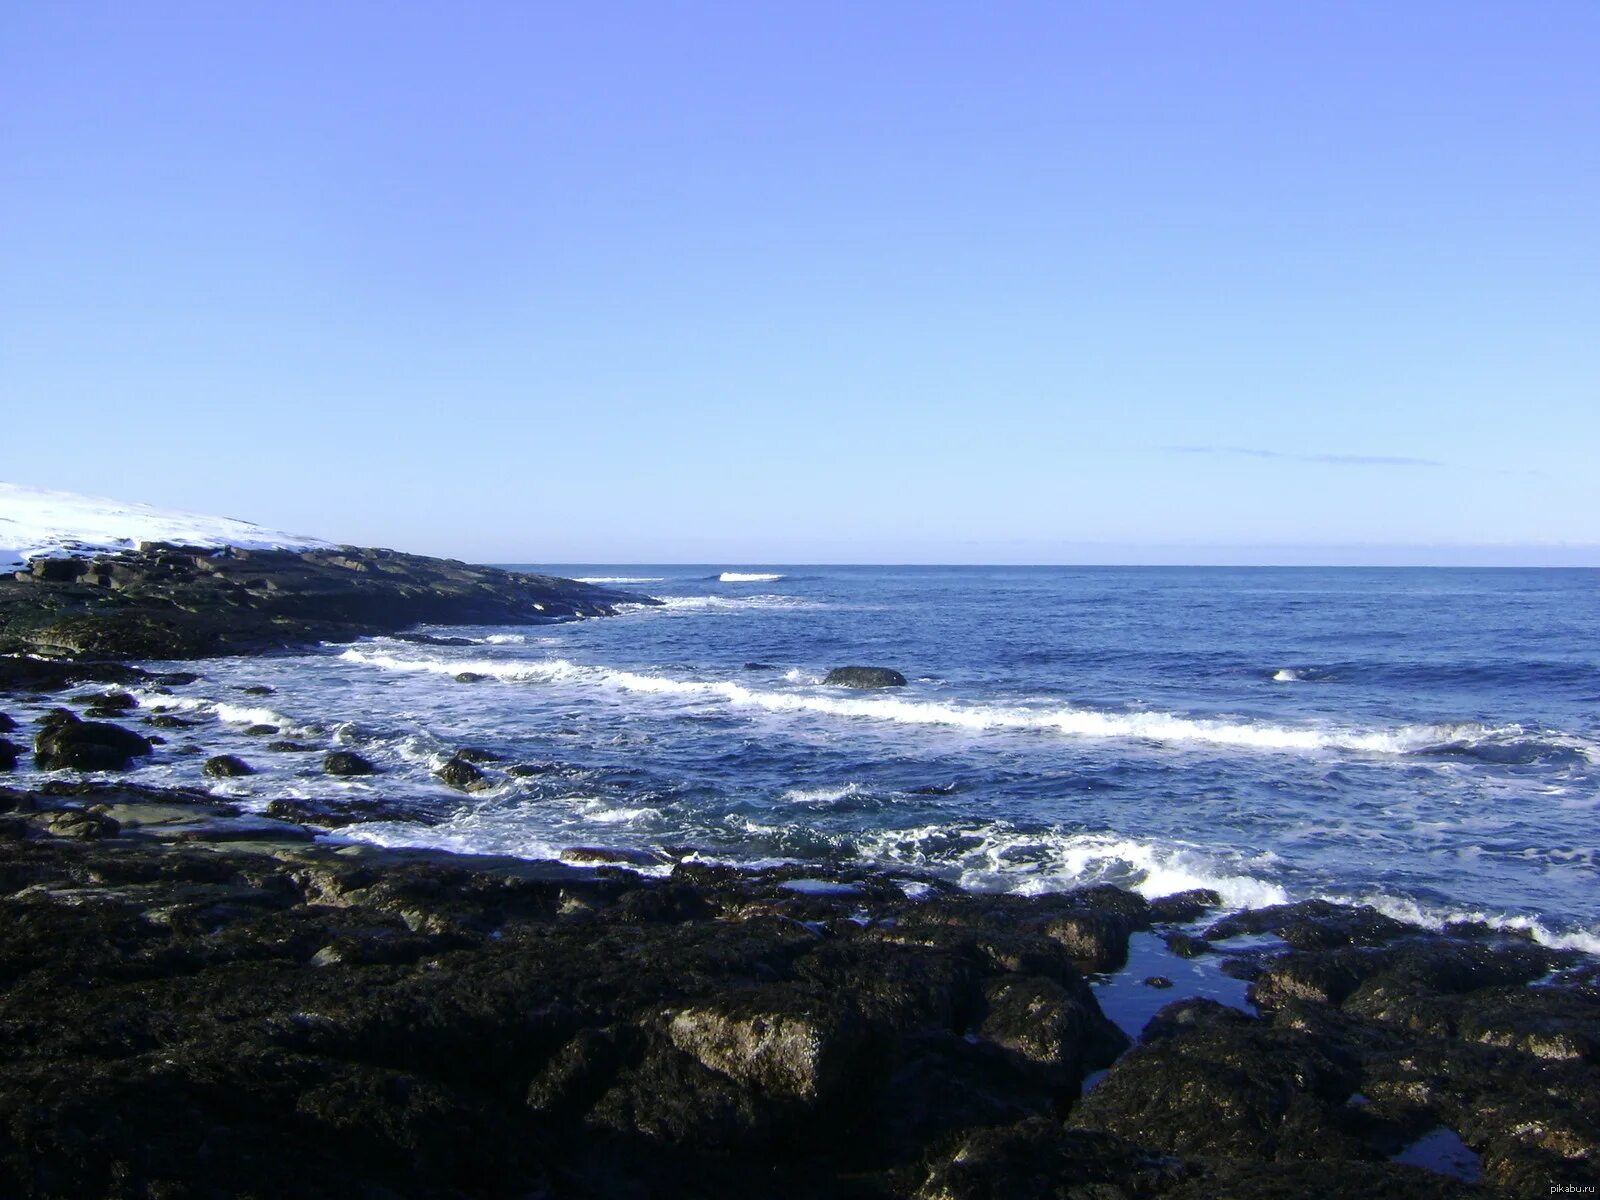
[434, 754, 491, 792]
[0, 737, 18, 771]
[203, 754, 254, 778]
[823, 666, 908, 689]
[324, 750, 378, 776]
[33, 712, 154, 771]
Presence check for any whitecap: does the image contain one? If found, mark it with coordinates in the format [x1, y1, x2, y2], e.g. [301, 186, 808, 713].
[719, 571, 784, 582]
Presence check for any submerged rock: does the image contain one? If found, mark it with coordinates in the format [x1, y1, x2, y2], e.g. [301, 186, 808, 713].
[823, 665, 908, 689]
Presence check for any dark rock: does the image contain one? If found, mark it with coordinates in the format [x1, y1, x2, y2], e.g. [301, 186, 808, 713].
[0, 655, 152, 692]
[1144, 975, 1174, 988]
[240, 684, 275, 695]
[742, 662, 778, 671]
[435, 755, 492, 793]
[823, 665, 908, 689]
[978, 973, 1128, 1075]
[454, 672, 488, 684]
[561, 846, 663, 867]
[242, 724, 279, 736]
[1076, 998, 1362, 1160]
[43, 807, 122, 839]
[155, 671, 202, 685]
[84, 690, 139, 712]
[144, 714, 197, 729]
[1042, 909, 1135, 972]
[265, 740, 315, 752]
[1148, 888, 1223, 924]
[0, 712, 14, 732]
[1164, 931, 1213, 958]
[395, 633, 477, 646]
[0, 738, 17, 771]
[1206, 899, 1414, 949]
[323, 751, 378, 776]
[203, 754, 255, 778]
[454, 746, 503, 764]
[33, 713, 154, 770]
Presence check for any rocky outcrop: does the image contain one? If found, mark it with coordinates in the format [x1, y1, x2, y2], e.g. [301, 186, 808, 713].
[323, 750, 378, 777]
[0, 542, 658, 660]
[0, 778, 1592, 1198]
[824, 666, 909, 689]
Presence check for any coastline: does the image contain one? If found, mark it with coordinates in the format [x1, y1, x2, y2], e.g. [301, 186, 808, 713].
[0, 544, 1596, 1196]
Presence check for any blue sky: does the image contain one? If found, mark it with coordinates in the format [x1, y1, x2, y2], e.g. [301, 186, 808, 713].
[2, 2, 1596, 564]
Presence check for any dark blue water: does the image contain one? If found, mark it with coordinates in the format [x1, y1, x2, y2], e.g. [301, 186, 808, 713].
[19, 566, 1598, 950]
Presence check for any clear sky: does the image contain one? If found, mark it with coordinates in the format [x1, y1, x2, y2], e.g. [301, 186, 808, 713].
[3, 2, 1597, 564]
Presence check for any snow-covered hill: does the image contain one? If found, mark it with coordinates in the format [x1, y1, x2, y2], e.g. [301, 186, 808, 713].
[0, 483, 334, 571]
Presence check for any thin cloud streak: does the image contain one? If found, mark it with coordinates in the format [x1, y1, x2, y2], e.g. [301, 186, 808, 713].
[1164, 445, 1444, 468]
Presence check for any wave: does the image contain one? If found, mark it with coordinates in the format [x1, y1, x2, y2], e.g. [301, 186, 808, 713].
[1342, 893, 1600, 957]
[718, 572, 784, 582]
[574, 576, 664, 584]
[335, 648, 1597, 763]
[618, 595, 816, 614]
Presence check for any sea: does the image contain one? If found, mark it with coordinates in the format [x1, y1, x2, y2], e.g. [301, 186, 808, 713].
[26, 565, 1600, 953]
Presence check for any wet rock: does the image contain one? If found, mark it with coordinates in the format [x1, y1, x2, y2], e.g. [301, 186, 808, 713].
[203, 754, 255, 778]
[43, 807, 122, 839]
[977, 973, 1128, 1075]
[1206, 899, 1414, 949]
[454, 746, 503, 763]
[1144, 975, 1174, 988]
[0, 738, 18, 771]
[1042, 909, 1136, 972]
[265, 795, 425, 828]
[917, 1120, 1184, 1200]
[561, 846, 662, 867]
[265, 740, 315, 752]
[242, 724, 279, 736]
[154, 671, 202, 686]
[33, 712, 154, 771]
[435, 755, 492, 793]
[454, 671, 488, 684]
[240, 684, 275, 694]
[0, 712, 14, 732]
[323, 750, 378, 776]
[1075, 997, 1361, 1160]
[666, 986, 871, 1105]
[145, 714, 197, 728]
[1164, 931, 1213, 958]
[823, 665, 908, 688]
[83, 691, 139, 712]
[1148, 888, 1223, 924]
[395, 633, 476, 646]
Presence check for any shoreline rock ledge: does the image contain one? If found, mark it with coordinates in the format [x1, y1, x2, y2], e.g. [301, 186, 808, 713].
[0, 541, 659, 659]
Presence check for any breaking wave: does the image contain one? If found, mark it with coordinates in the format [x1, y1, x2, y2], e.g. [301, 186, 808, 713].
[718, 572, 784, 582]
[336, 648, 1592, 763]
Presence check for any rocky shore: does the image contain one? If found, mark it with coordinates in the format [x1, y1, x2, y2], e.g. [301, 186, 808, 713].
[0, 760, 1596, 1196]
[0, 541, 654, 660]
[0, 540, 1595, 1198]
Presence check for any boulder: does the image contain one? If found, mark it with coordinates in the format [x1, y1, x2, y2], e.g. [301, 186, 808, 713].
[0, 712, 14, 732]
[33, 713, 154, 771]
[203, 755, 255, 778]
[977, 973, 1128, 1075]
[0, 737, 18, 770]
[435, 755, 492, 793]
[324, 751, 379, 776]
[823, 666, 908, 689]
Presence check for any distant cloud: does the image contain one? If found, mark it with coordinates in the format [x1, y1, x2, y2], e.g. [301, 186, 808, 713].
[1164, 445, 1443, 468]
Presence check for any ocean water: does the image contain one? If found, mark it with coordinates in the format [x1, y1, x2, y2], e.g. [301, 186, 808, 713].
[22, 566, 1600, 952]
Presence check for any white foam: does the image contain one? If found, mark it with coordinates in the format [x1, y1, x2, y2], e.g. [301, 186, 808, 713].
[780, 782, 866, 805]
[481, 633, 528, 644]
[619, 595, 815, 613]
[336, 648, 1561, 760]
[146, 693, 301, 732]
[1345, 893, 1600, 956]
[853, 824, 1292, 910]
[719, 571, 784, 582]
[0, 481, 332, 568]
[1273, 668, 1302, 682]
[574, 576, 665, 584]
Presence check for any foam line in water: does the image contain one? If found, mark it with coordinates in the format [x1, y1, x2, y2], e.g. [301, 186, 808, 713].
[718, 571, 784, 582]
[574, 576, 664, 584]
[333, 647, 1583, 760]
